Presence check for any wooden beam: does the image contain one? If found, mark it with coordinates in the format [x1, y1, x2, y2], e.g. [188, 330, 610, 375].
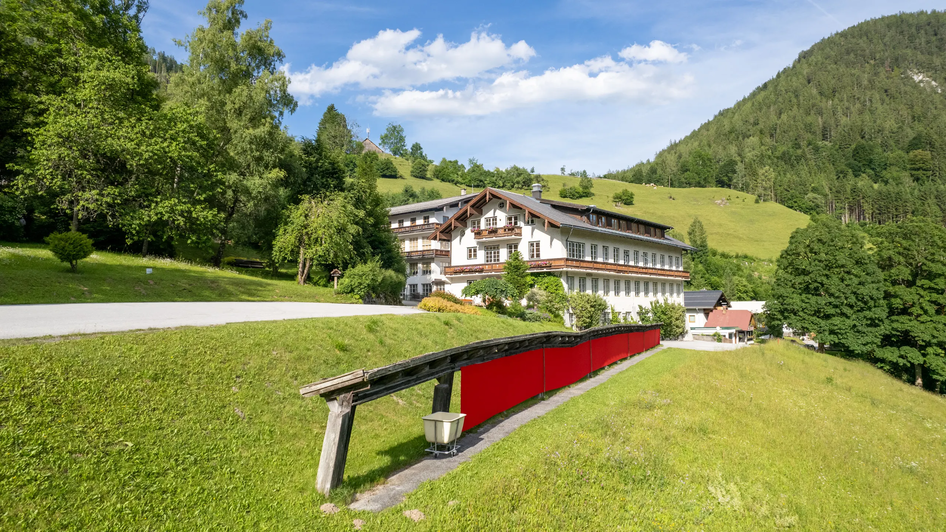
[316, 392, 356, 495]
[431, 372, 454, 413]
[300, 369, 367, 398]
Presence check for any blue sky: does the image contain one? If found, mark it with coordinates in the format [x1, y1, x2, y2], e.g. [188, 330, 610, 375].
[142, 0, 943, 174]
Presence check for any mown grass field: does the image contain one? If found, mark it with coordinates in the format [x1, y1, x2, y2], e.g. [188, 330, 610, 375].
[376, 163, 808, 259]
[0, 243, 356, 305]
[0, 314, 565, 530]
[317, 342, 945, 531]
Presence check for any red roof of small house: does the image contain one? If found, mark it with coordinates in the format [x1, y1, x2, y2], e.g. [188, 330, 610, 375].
[704, 309, 754, 330]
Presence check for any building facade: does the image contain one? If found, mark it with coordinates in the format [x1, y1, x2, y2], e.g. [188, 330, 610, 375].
[388, 193, 476, 301]
[427, 186, 694, 324]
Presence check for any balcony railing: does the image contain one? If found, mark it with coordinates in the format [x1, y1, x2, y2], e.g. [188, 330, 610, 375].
[473, 226, 522, 240]
[445, 258, 690, 280]
[403, 249, 450, 260]
[392, 222, 439, 234]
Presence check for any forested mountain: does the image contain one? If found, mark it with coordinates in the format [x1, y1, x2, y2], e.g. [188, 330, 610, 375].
[605, 11, 946, 224]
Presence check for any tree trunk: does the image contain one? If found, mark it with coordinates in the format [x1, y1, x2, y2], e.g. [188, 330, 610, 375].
[141, 238, 149, 257]
[817, 342, 825, 353]
[300, 258, 313, 286]
[915, 363, 923, 388]
[71, 205, 79, 232]
[212, 196, 239, 268]
[296, 246, 306, 284]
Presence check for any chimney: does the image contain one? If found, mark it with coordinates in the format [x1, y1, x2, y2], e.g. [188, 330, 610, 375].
[461, 188, 467, 195]
[531, 183, 542, 200]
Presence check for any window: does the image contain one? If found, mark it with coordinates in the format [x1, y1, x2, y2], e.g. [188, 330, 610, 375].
[409, 264, 418, 276]
[527, 217, 536, 225]
[400, 240, 406, 252]
[410, 217, 416, 226]
[423, 215, 430, 224]
[660, 254, 665, 268]
[422, 283, 432, 296]
[398, 219, 404, 227]
[567, 241, 585, 259]
[529, 241, 541, 259]
[652, 253, 657, 267]
[590, 244, 598, 261]
[634, 250, 640, 266]
[506, 215, 519, 226]
[409, 284, 418, 295]
[471, 219, 481, 231]
[603, 279, 610, 296]
[422, 263, 432, 275]
[625, 280, 632, 296]
[635, 281, 641, 297]
[485, 245, 500, 263]
[567, 275, 575, 292]
[662, 282, 667, 296]
[578, 277, 587, 293]
[507, 244, 518, 258]
[612, 218, 619, 229]
[656, 283, 661, 297]
[676, 256, 681, 269]
[614, 280, 621, 296]
[602, 246, 609, 261]
[624, 250, 630, 265]
[643, 253, 649, 267]
[589, 214, 597, 225]
[484, 217, 498, 228]
[422, 239, 431, 250]
[591, 278, 599, 294]
[409, 239, 419, 252]
[644, 281, 650, 297]
[467, 247, 477, 260]
[613, 248, 619, 263]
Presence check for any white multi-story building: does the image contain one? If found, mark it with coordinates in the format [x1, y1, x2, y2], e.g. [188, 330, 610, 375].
[427, 185, 694, 324]
[388, 192, 476, 301]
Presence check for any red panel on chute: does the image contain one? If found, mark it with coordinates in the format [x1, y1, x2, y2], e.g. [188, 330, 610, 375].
[544, 343, 591, 392]
[591, 334, 630, 371]
[629, 331, 644, 355]
[460, 349, 543, 429]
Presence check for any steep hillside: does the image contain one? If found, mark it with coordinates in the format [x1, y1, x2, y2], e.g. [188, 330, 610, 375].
[606, 11, 946, 224]
[377, 172, 808, 259]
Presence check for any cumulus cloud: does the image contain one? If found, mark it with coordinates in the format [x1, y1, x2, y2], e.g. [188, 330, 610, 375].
[618, 40, 689, 63]
[287, 29, 535, 100]
[372, 55, 694, 117]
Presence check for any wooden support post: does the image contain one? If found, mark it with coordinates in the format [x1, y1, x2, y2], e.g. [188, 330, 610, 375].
[316, 392, 356, 495]
[431, 372, 454, 413]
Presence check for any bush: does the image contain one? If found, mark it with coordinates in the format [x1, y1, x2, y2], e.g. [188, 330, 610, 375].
[637, 298, 687, 339]
[612, 189, 635, 205]
[0, 193, 25, 241]
[418, 297, 480, 315]
[410, 158, 430, 179]
[45, 231, 94, 272]
[337, 260, 406, 303]
[429, 290, 462, 304]
[521, 310, 552, 322]
[506, 301, 526, 319]
[377, 157, 400, 179]
[461, 278, 518, 304]
[559, 185, 593, 200]
[567, 292, 609, 330]
[532, 275, 567, 316]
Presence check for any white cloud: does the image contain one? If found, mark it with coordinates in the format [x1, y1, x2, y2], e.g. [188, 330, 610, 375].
[372, 55, 694, 117]
[286, 29, 535, 100]
[618, 40, 688, 63]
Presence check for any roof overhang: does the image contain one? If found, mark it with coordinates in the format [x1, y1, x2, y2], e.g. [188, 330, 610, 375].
[430, 188, 562, 240]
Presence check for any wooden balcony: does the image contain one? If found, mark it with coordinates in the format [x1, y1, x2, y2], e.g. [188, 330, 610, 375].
[392, 222, 439, 235]
[403, 249, 450, 261]
[473, 226, 522, 240]
[445, 257, 690, 280]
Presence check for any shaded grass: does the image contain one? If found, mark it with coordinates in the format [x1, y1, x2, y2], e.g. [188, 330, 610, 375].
[334, 342, 946, 531]
[375, 169, 809, 259]
[0, 243, 357, 305]
[0, 314, 565, 530]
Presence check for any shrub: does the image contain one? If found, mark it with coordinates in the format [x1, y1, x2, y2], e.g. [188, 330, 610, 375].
[559, 185, 593, 200]
[567, 292, 609, 330]
[637, 298, 687, 339]
[429, 290, 462, 304]
[45, 231, 94, 272]
[506, 301, 526, 319]
[410, 158, 430, 179]
[461, 278, 518, 304]
[532, 276, 567, 316]
[337, 260, 406, 303]
[418, 297, 480, 315]
[377, 157, 400, 179]
[612, 189, 635, 205]
[521, 310, 552, 322]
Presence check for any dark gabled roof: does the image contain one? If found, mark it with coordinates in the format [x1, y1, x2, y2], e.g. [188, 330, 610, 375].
[430, 187, 696, 251]
[537, 198, 674, 230]
[388, 193, 478, 216]
[684, 290, 728, 309]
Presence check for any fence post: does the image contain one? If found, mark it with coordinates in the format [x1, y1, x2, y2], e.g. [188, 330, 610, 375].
[316, 392, 356, 495]
[432, 372, 454, 413]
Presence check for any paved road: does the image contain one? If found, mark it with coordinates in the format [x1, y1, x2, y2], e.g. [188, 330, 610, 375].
[0, 302, 424, 340]
[661, 340, 749, 351]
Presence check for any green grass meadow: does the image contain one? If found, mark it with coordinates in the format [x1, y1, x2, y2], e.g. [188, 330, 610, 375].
[375, 165, 809, 259]
[0, 243, 357, 305]
[0, 314, 565, 529]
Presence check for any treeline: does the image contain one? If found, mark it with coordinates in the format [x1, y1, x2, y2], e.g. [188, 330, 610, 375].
[768, 217, 946, 394]
[603, 11, 946, 226]
[0, 0, 403, 290]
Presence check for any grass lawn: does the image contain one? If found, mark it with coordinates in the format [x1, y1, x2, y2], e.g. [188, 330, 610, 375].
[325, 342, 946, 531]
[375, 165, 808, 259]
[0, 243, 357, 305]
[0, 314, 565, 530]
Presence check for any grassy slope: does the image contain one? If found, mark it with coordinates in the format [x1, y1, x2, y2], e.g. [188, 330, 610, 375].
[328, 342, 946, 531]
[0, 243, 357, 305]
[376, 163, 808, 259]
[0, 314, 565, 530]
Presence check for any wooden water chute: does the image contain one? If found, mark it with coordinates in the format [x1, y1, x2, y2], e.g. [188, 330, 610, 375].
[299, 323, 662, 495]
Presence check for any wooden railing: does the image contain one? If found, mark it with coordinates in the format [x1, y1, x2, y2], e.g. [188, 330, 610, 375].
[392, 222, 440, 234]
[403, 249, 450, 260]
[473, 226, 522, 240]
[445, 257, 690, 279]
